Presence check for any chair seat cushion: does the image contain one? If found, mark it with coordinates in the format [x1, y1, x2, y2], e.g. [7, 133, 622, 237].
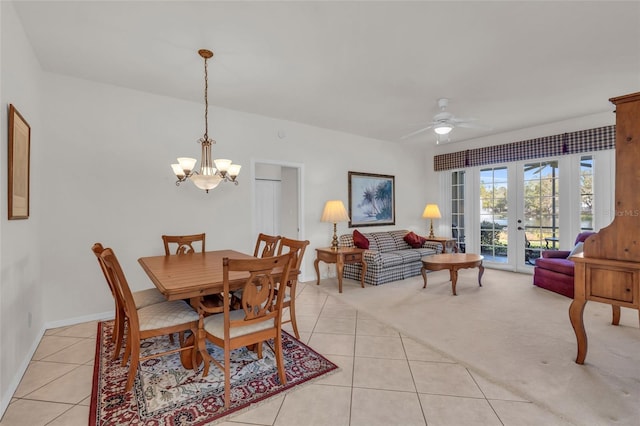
[133, 288, 166, 308]
[534, 258, 575, 276]
[203, 309, 275, 339]
[138, 300, 198, 331]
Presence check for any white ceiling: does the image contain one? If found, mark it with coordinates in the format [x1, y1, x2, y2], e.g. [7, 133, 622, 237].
[12, 1, 640, 144]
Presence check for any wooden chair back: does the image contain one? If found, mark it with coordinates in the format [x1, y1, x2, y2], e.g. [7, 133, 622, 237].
[197, 252, 294, 408]
[225, 253, 293, 330]
[253, 233, 281, 258]
[99, 247, 142, 334]
[275, 237, 310, 339]
[162, 233, 206, 255]
[92, 243, 115, 298]
[91, 243, 123, 353]
[277, 237, 310, 279]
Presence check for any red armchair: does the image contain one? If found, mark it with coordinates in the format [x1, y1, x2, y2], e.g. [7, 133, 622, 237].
[533, 232, 596, 298]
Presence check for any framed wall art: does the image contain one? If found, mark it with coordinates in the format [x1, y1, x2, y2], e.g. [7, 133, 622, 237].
[8, 104, 31, 220]
[348, 171, 395, 227]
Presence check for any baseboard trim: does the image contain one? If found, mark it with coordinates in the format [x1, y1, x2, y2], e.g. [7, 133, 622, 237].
[0, 325, 45, 420]
[45, 310, 113, 330]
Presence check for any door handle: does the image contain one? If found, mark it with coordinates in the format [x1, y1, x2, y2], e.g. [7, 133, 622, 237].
[517, 226, 524, 231]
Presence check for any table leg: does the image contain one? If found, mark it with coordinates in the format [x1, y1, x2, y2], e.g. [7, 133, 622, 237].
[360, 258, 367, 288]
[314, 258, 321, 285]
[450, 268, 458, 296]
[421, 266, 428, 289]
[179, 332, 203, 370]
[336, 254, 344, 293]
[478, 263, 484, 287]
[569, 298, 588, 364]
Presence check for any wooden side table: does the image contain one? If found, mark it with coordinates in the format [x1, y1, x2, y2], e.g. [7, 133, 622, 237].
[314, 247, 367, 293]
[424, 237, 459, 253]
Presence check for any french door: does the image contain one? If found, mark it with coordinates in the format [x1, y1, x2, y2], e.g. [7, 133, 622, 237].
[479, 160, 559, 271]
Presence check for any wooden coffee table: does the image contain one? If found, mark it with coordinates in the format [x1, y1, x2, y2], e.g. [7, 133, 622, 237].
[420, 253, 484, 295]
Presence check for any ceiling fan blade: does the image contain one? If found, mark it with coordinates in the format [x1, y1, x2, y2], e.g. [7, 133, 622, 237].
[455, 121, 491, 130]
[400, 124, 434, 140]
[451, 117, 477, 124]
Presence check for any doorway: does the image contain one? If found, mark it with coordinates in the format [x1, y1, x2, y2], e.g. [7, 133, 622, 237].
[478, 160, 560, 271]
[253, 160, 305, 273]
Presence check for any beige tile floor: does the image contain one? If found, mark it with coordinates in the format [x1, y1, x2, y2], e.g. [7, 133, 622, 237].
[1, 280, 567, 426]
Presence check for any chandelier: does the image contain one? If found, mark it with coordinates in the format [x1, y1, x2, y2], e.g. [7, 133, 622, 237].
[171, 49, 241, 193]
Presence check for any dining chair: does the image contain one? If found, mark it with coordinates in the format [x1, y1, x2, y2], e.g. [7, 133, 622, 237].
[276, 237, 310, 339]
[162, 232, 223, 311]
[253, 233, 281, 258]
[162, 233, 206, 256]
[91, 243, 167, 360]
[100, 246, 200, 391]
[196, 252, 294, 408]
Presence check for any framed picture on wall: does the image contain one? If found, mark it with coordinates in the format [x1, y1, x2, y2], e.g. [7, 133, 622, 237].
[8, 104, 31, 220]
[348, 171, 395, 227]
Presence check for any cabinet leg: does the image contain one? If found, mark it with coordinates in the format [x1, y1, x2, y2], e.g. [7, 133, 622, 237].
[612, 305, 621, 326]
[569, 299, 588, 364]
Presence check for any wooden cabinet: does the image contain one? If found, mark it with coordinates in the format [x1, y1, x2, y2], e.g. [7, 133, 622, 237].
[570, 92, 640, 364]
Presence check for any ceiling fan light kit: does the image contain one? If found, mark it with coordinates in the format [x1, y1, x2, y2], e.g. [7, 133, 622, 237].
[434, 122, 453, 135]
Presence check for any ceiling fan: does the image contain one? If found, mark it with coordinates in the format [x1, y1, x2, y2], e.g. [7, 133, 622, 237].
[401, 98, 485, 143]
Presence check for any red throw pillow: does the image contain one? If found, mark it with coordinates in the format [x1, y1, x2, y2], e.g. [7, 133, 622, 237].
[353, 230, 369, 249]
[404, 231, 426, 248]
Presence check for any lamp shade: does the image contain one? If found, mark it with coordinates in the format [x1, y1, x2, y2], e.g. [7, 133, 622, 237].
[422, 204, 442, 219]
[321, 200, 350, 223]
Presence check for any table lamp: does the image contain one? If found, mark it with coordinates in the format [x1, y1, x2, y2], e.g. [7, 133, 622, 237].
[422, 204, 441, 238]
[321, 200, 350, 250]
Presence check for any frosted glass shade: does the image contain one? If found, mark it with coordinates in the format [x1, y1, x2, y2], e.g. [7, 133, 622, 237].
[191, 174, 223, 191]
[171, 164, 186, 178]
[228, 164, 241, 177]
[214, 159, 232, 172]
[177, 157, 197, 174]
[434, 123, 453, 135]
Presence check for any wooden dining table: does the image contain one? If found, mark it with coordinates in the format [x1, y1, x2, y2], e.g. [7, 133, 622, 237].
[138, 249, 256, 302]
[138, 249, 260, 369]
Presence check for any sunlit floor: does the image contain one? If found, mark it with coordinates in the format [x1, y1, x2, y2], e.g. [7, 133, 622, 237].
[1, 280, 566, 426]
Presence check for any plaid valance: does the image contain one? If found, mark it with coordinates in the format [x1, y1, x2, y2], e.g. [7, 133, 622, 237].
[433, 125, 615, 171]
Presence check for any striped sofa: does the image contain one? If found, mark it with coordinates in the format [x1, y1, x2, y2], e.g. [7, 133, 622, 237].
[339, 230, 442, 286]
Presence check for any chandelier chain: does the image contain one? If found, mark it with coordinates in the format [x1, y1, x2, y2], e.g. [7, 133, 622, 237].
[203, 54, 209, 141]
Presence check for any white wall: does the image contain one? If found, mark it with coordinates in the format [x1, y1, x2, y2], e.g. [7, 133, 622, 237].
[37, 73, 432, 325]
[0, 0, 44, 414]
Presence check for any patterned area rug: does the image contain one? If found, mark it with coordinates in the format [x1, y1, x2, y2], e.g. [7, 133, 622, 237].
[89, 321, 338, 425]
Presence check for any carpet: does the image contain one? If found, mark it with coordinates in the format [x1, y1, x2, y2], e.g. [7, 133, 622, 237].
[317, 269, 640, 426]
[89, 321, 338, 426]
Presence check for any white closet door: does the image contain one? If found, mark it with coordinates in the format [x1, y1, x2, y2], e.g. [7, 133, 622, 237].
[255, 179, 281, 235]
